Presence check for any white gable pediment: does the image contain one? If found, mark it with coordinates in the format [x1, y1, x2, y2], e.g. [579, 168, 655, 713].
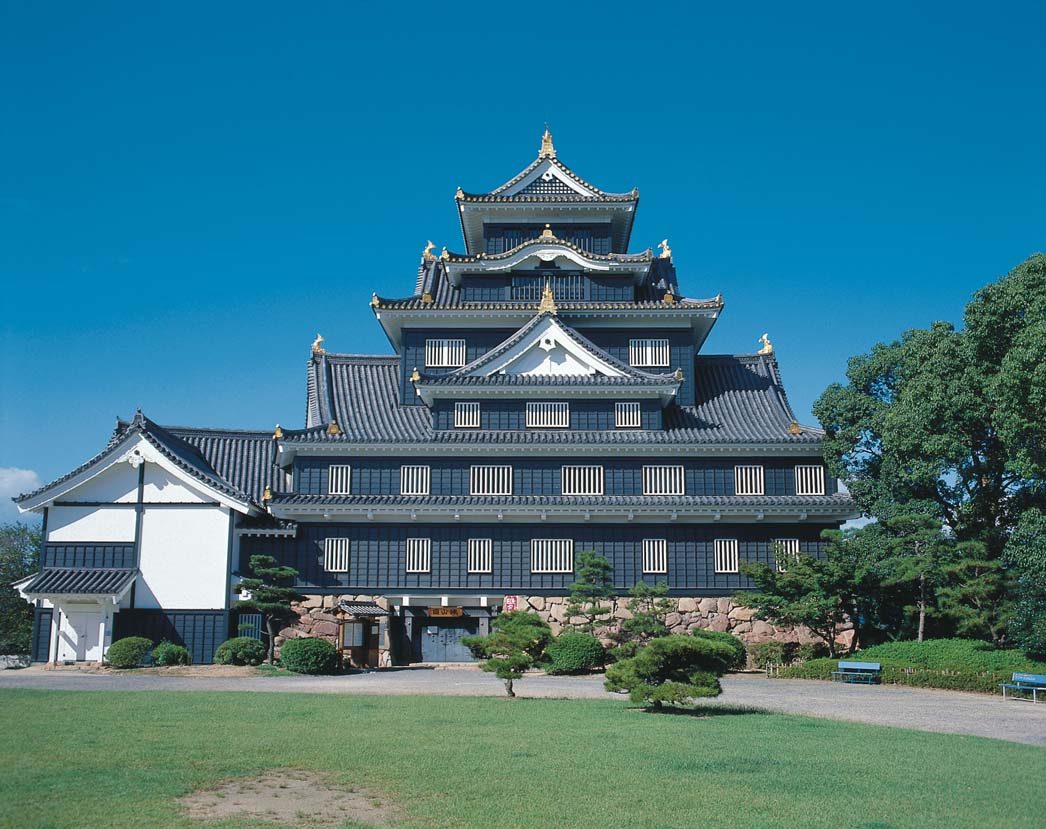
[498, 159, 599, 199]
[469, 317, 627, 379]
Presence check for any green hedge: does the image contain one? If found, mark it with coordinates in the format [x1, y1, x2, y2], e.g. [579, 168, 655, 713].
[151, 640, 191, 666]
[214, 637, 266, 666]
[107, 637, 153, 669]
[547, 633, 605, 674]
[279, 637, 338, 674]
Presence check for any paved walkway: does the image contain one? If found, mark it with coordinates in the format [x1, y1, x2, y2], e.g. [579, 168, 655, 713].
[3, 667, 1044, 747]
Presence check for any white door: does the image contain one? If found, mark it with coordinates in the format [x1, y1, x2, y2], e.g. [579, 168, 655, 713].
[63, 611, 102, 661]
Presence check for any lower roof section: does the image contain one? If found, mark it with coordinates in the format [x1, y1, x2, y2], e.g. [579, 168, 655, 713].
[17, 568, 137, 600]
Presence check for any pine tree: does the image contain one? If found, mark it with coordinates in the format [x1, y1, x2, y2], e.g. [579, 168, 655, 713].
[610, 580, 674, 660]
[234, 555, 303, 664]
[564, 551, 615, 633]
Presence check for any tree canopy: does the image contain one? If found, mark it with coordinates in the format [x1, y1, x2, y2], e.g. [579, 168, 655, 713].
[462, 611, 552, 697]
[0, 522, 40, 655]
[234, 554, 302, 664]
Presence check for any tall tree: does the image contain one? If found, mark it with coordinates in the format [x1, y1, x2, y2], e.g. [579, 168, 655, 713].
[0, 522, 41, 655]
[609, 580, 674, 660]
[234, 555, 303, 664]
[564, 551, 615, 633]
[1002, 509, 1046, 659]
[462, 611, 552, 697]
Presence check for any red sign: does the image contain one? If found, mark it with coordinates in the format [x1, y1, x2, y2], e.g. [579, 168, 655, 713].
[504, 595, 519, 612]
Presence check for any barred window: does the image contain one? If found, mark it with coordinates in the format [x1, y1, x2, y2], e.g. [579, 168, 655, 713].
[470, 465, 513, 496]
[615, 401, 642, 428]
[424, 338, 466, 368]
[795, 464, 826, 495]
[323, 538, 350, 572]
[400, 465, 431, 496]
[642, 538, 668, 574]
[454, 401, 480, 428]
[526, 401, 569, 428]
[714, 539, 739, 573]
[328, 465, 352, 495]
[405, 538, 431, 573]
[642, 465, 685, 496]
[531, 539, 574, 573]
[774, 538, 801, 572]
[629, 338, 670, 367]
[734, 465, 765, 496]
[562, 465, 604, 496]
[467, 538, 493, 573]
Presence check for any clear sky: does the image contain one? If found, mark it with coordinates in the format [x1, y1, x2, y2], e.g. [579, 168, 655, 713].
[1, 1, 1044, 518]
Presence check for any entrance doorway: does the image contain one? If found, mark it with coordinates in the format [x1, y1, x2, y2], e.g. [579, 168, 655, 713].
[418, 617, 479, 662]
[342, 620, 380, 668]
[60, 610, 102, 662]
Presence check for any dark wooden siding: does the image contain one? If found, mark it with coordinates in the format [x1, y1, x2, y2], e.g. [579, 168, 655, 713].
[483, 224, 612, 255]
[431, 399, 662, 431]
[113, 610, 228, 664]
[31, 607, 52, 662]
[43, 543, 135, 569]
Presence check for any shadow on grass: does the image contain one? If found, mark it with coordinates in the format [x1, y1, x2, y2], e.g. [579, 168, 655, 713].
[633, 703, 772, 718]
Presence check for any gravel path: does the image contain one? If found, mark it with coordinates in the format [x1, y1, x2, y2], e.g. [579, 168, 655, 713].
[3, 667, 1044, 747]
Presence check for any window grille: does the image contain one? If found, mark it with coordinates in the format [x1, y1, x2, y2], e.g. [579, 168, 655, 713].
[400, 465, 431, 496]
[531, 539, 574, 573]
[467, 538, 493, 573]
[734, 465, 765, 496]
[526, 401, 569, 428]
[470, 465, 513, 496]
[454, 401, 480, 428]
[405, 538, 431, 573]
[342, 622, 365, 648]
[328, 465, 352, 495]
[714, 539, 739, 573]
[424, 338, 466, 368]
[642, 539, 668, 574]
[323, 538, 350, 572]
[615, 401, 642, 428]
[642, 465, 685, 496]
[795, 465, 826, 495]
[774, 538, 801, 572]
[629, 338, 670, 367]
[561, 465, 604, 496]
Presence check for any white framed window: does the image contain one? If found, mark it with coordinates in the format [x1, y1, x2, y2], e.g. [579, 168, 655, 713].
[642, 465, 685, 496]
[531, 539, 574, 573]
[714, 539, 739, 573]
[405, 537, 431, 573]
[795, 464, 826, 495]
[323, 538, 350, 572]
[615, 401, 642, 428]
[470, 465, 512, 496]
[467, 538, 493, 573]
[454, 401, 480, 428]
[629, 338, 670, 367]
[526, 401, 569, 428]
[562, 465, 604, 496]
[328, 464, 352, 495]
[774, 538, 800, 572]
[400, 465, 431, 496]
[424, 338, 466, 368]
[734, 464, 765, 496]
[642, 539, 668, 574]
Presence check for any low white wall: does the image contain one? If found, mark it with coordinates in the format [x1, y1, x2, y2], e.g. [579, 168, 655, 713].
[48, 506, 136, 543]
[135, 505, 230, 609]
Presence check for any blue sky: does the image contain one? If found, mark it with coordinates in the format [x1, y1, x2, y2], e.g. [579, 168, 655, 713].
[1, 1, 1044, 518]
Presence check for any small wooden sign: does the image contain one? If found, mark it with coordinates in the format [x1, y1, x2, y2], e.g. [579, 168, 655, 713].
[427, 606, 464, 618]
[504, 595, 519, 612]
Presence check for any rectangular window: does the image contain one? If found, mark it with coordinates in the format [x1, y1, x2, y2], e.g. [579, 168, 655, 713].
[467, 538, 493, 573]
[561, 465, 604, 496]
[323, 537, 350, 573]
[795, 464, 826, 495]
[405, 538, 431, 573]
[774, 538, 800, 572]
[454, 401, 480, 428]
[328, 465, 352, 495]
[642, 465, 685, 495]
[470, 465, 513, 496]
[629, 338, 670, 367]
[642, 539, 668, 574]
[526, 401, 570, 428]
[424, 338, 466, 368]
[342, 622, 365, 648]
[400, 465, 431, 496]
[531, 539, 574, 573]
[734, 465, 765, 496]
[615, 401, 642, 428]
[714, 539, 739, 573]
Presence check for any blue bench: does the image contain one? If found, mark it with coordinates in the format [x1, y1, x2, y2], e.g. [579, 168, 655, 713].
[999, 672, 1046, 703]
[831, 661, 881, 684]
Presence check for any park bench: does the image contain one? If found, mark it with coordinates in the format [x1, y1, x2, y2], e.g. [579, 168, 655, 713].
[831, 661, 881, 684]
[999, 672, 1046, 703]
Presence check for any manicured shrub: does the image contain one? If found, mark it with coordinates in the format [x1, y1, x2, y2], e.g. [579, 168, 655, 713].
[748, 640, 795, 669]
[546, 632, 605, 674]
[605, 634, 734, 708]
[151, 640, 191, 666]
[690, 629, 747, 670]
[214, 636, 266, 666]
[279, 637, 338, 674]
[106, 636, 153, 669]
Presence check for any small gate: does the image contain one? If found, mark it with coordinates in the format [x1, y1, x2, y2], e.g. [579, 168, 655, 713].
[418, 617, 479, 662]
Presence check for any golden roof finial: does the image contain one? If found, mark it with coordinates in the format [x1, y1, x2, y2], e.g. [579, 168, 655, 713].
[440, 246, 450, 260]
[788, 420, 802, 435]
[410, 366, 421, 383]
[539, 223, 555, 240]
[539, 124, 556, 159]
[421, 291, 434, 305]
[455, 186, 465, 199]
[273, 424, 284, 440]
[758, 333, 774, 355]
[262, 485, 273, 503]
[311, 333, 325, 354]
[538, 276, 557, 315]
[715, 292, 723, 305]
[326, 420, 341, 436]
[422, 240, 436, 260]
[674, 367, 684, 381]
[658, 238, 672, 260]
[663, 289, 675, 305]
[370, 292, 380, 308]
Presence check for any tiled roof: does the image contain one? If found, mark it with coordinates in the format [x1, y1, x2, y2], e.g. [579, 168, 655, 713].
[440, 235, 652, 264]
[21, 568, 137, 596]
[457, 156, 638, 203]
[337, 601, 388, 616]
[271, 493, 853, 509]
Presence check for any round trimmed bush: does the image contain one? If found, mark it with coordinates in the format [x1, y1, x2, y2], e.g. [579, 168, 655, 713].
[279, 637, 338, 674]
[214, 636, 266, 666]
[107, 636, 154, 669]
[151, 640, 191, 666]
[690, 629, 747, 670]
[546, 632, 605, 674]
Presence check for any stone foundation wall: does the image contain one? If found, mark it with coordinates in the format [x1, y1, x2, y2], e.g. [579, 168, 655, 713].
[277, 594, 393, 667]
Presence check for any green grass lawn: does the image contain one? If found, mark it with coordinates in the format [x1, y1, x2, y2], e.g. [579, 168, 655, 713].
[0, 690, 1042, 829]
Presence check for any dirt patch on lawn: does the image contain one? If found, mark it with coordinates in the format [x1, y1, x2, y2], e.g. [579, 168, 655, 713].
[132, 664, 260, 678]
[179, 769, 399, 826]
